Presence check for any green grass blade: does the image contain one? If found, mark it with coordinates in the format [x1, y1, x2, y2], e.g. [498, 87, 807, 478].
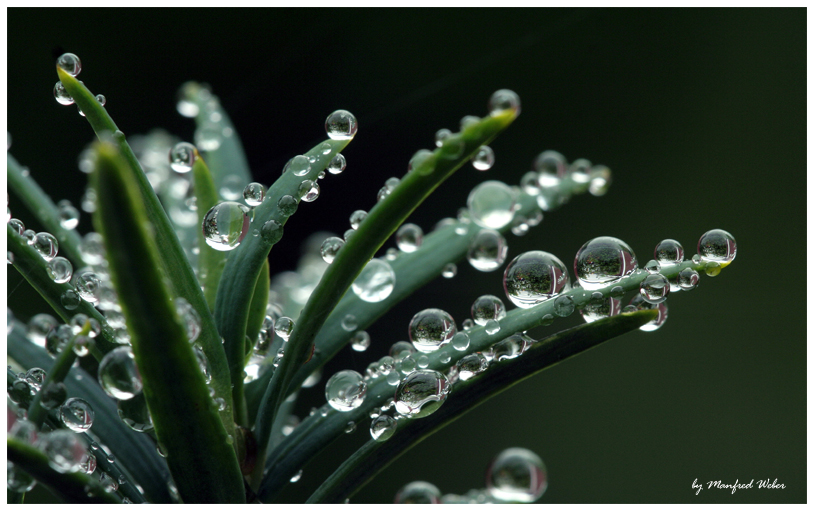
[251, 108, 519, 488]
[25, 328, 81, 428]
[178, 81, 253, 193]
[7, 153, 85, 266]
[214, 137, 351, 427]
[90, 142, 244, 503]
[8, 329, 173, 503]
[306, 310, 656, 503]
[8, 224, 118, 356]
[8, 437, 122, 504]
[191, 152, 224, 310]
[246, 258, 270, 355]
[57, 67, 235, 433]
[258, 252, 712, 500]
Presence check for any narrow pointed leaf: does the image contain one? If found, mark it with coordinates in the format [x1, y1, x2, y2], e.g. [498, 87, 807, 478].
[214, 137, 351, 426]
[306, 310, 657, 503]
[8, 153, 85, 265]
[90, 142, 244, 503]
[57, 67, 235, 433]
[191, 152, 224, 310]
[246, 258, 270, 354]
[252, 108, 518, 488]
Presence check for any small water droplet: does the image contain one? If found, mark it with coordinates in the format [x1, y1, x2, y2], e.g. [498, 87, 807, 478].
[581, 295, 621, 323]
[370, 414, 397, 442]
[534, 150, 567, 188]
[644, 260, 661, 274]
[678, 267, 700, 290]
[394, 369, 451, 418]
[243, 182, 266, 206]
[451, 331, 470, 351]
[261, 219, 284, 244]
[33, 232, 59, 261]
[320, 236, 345, 263]
[441, 262, 457, 278]
[472, 146, 495, 171]
[195, 121, 222, 151]
[407, 149, 434, 175]
[57, 53, 82, 76]
[54, 81, 74, 105]
[325, 110, 358, 140]
[468, 180, 515, 228]
[98, 347, 143, 400]
[467, 229, 508, 272]
[274, 316, 294, 341]
[117, 392, 153, 433]
[409, 308, 456, 353]
[552, 295, 575, 317]
[697, 229, 736, 266]
[569, 158, 592, 184]
[628, 294, 668, 331]
[327, 153, 347, 175]
[588, 164, 612, 196]
[350, 331, 371, 352]
[57, 200, 80, 229]
[298, 179, 320, 202]
[341, 314, 357, 332]
[488, 89, 521, 115]
[47, 256, 73, 284]
[61, 289, 81, 310]
[471, 295, 507, 325]
[486, 447, 547, 503]
[640, 273, 670, 304]
[654, 239, 684, 266]
[704, 261, 721, 277]
[396, 223, 423, 252]
[458, 352, 489, 380]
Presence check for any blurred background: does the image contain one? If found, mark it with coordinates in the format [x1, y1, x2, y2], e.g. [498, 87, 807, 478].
[7, 8, 805, 503]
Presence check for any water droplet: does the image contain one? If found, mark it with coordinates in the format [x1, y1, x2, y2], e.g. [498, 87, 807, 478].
[326, 152, 347, 175]
[644, 260, 661, 274]
[341, 314, 358, 332]
[325, 109, 358, 140]
[57, 53, 81, 76]
[409, 308, 456, 353]
[678, 267, 700, 291]
[259, 219, 283, 246]
[320, 236, 345, 263]
[511, 216, 530, 236]
[54, 81, 74, 105]
[395, 481, 442, 504]
[298, 179, 320, 202]
[59, 398, 94, 432]
[472, 146, 495, 171]
[574, 236, 638, 290]
[394, 369, 451, 418]
[468, 180, 515, 228]
[458, 352, 489, 380]
[697, 229, 736, 266]
[588, 164, 612, 196]
[503, 251, 569, 308]
[325, 370, 367, 412]
[350, 331, 371, 352]
[407, 149, 435, 176]
[388, 341, 415, 361]
[471, 295, 507, 326]
[581, 295, 621, 323]
[486, 447, 548, 503]
[61, 289, 81, 310]
[202, 202, 250, 251]
[467, 228, 508, 272]
[47, 256, 73, 284]
[552, 295, 575, 317]
[27, 314, 57, 347]
[493, 334, 530, 361]
[33, 232, 59, 261]
[654, 239, 684, 266]
[195, 121, 222, 151]
[80, 232, 106, 265]
[534, 150, 567, 189]
[704, 261, 721, 277]
[98, 346, 143, 400]
[434, 128, 452, 147]
[343, 228, 356, 242]
[99, 472, 118, 493]
[72, 335, 94, 357]
[35, 430, 85, 473]
[370, 414, 397, 442]
[289, 469, 303, 483]
[241, 182, 266, 207]
[74, 271, 102, 304]
[628, 294, 668, 331]
[349, 210, 367, 230]
[57, 200, 80, 230]
[167, 142, 196, 174]
[9, 217, 25, 235]
[174, 297, 201, 343]
[117, 393, 153, 432]
[569, 158, 592, 184]
[452, 331, 471, 351]
[488, 88, 520, 115]
[274, 316, 294, 341]
[396, 223, 423, 252]
[352, 259, 395, 302]
[45, 325, 72, 356]
[640, 273, 670, 304]
[483, 319, 501, 335]
[283, 155, 311, 177]
[441, 263, 457, 278]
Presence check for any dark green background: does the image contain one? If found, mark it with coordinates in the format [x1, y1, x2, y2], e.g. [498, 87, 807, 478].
[7, 8, 805, 503]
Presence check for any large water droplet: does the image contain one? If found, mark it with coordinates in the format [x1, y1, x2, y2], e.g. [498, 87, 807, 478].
[471, 295, 506, 325]
[35, 430, 86, 473]
[283, 155, 312, 177]
[351, 259, 395, 302]
[370, 414, 397, 442]
[169, 142, 196, 173]
[60, 398, 94, 432]
[33, 232, 59, 261]
[467, 181, 516, 229]
[678, 267, 700, 291]
[503, 251, 569, 308]
[74, 271, 102, 305]
[639, 273, 670, 304]
[580, 294, 621, 323]
[654, 239, 684, 266]
[467, 229, 508, 272]
[457, 352, 489, 380]
[57, 53, 82, 76]
[488, 89, 521, 115]
[396, 223, 423, 252]
[47, 256, 73, 284]
[202, 201, 250, 251]
[298, 179, 320, 202]
[394, 369, 451, 418]
[486, 447, 548, 503]
[697, 229, 736, 266]
[395, 481, 442, 504]
[409, 308, 456, 353]
[574, 236, 638, 290]
[472, 145, 495, 171]
[325, 370, 367, 412]
[98, 347, 143, 400]
[325, 110, 358, 140]
[327, 153, 346, 175]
